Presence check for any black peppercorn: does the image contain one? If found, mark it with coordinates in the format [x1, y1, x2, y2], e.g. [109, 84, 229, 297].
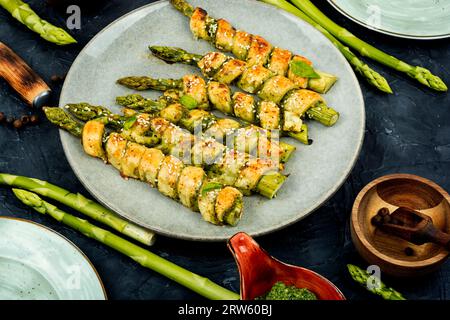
[13, 119, 23, 129]
[30, 114, 40, 125]
[6, 117, 15, 125]
[20, 115, 30, 125]
[378, 207, 390, 217]
[404, 247, 414, 256]
[51, 74, 66, 83]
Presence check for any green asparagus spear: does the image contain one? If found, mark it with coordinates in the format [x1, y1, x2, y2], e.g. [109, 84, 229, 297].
[261, 0, 392, 94]
[347, 264, 406, 300]
[63, 103, 112, 122]
[290, 0, 447, 92]
[0, 0, 77, 45]
[117, 77, 184, 92]
[45, 106, 83, 137]
[0, 173, 156, 246]
[170, 0, 194, 17]
[12, 189, 239, 300]
[116, 94, 166, 113]
[117, 76, 183, 91]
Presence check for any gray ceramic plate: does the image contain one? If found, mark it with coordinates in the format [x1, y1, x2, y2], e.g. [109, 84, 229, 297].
[0, 217, 106, 300]
[59, 0, 365, 241]
[328, 0, 450, 40]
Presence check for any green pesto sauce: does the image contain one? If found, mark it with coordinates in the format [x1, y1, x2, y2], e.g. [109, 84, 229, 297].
[256, 282, 317, 301]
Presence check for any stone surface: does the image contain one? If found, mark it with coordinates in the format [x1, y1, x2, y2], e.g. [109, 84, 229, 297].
[0, 0, 449, 300]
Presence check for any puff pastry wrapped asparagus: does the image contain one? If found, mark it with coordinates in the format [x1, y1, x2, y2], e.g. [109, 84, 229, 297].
[118, 72, 338, 131]
[169, 0, 337, 93]
[44, 107, 244, 226]
[116, 92, 310, 147]
[64, 104, 288, 200]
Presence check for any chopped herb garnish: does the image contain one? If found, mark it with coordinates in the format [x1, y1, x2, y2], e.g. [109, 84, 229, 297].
[201, 182, 223, 195]
[180, 95, 198, 110]
[123, 115, 137, 130]
[290, 60, 320, 79]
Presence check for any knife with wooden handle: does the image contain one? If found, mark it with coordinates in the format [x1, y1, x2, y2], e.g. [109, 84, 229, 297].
[0, 42, 51, 108]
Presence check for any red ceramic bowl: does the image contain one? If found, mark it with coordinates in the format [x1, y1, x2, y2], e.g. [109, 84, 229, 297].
[228, 232, 345, 300]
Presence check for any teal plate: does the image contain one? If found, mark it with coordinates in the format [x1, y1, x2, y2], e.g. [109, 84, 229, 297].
[0, 217, 107, 300]
[328, 0, 450, 39]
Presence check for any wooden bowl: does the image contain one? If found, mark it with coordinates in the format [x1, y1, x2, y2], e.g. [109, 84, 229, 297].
[351, 174, 450, 277]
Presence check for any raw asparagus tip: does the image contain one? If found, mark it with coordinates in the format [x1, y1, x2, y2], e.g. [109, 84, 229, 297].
[170, 0, 195, 17]
[117, 77, 150, 90]
[410, 66, 448, 92]
[356, 62, 393, 94]
[12, 188, 42, 208]
[149, 46, 201, 65]
[43, 107, 66, 120]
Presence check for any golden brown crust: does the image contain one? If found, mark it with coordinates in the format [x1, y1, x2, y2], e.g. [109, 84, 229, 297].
[198, 52, 228, 76]
[177, 166, 205, 210]
[232, 30, 252, 60]
[121, 142, 147, 179]
[157, 155, 184, 199]
[82, 120, 106, 160]
[214, 58, 246, 84]
[238, 65, 274, 94]
[234, 158, 278, 191]
[258, 101, 280, 130]
[138, 148, 165, 187]
[258, 75, 298, 104]
[149, 117, 172, 136]
[283, 89, 323, 115]
[160, 103, 184, 124]
[246, 35, 272, 67]
[105, 133, 128, 172]
[190, 7, 210, 40]
[192, 139, 226, 166]
[215, 19, 235, 51]
[207, 81, 233, 114]
[215, 186, 241, 222]
[182, 75, 208, 106]
[267, 47, 292, 76]
[232, 92, 256, 123]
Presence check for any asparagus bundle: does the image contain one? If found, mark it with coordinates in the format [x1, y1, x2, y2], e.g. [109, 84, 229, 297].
[64, 105, 287, 199]
[260, 0, 392, 94]
[169, 0, 337, 93]
[119, 71, 339, 128]
[0, 173, 156, 246]
[0, 0, 77, 45]
[44, 107, 244, 226]
[288, 0, 446, 92]
[13, 189, 239, 300]
[66, 99, 298, 162]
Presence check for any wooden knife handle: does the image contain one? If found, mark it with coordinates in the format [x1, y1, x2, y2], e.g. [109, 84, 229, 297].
[0, 42, 51, 107]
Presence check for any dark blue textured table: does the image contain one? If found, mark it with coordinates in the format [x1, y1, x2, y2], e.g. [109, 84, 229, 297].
[1, 0, 449, 300]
